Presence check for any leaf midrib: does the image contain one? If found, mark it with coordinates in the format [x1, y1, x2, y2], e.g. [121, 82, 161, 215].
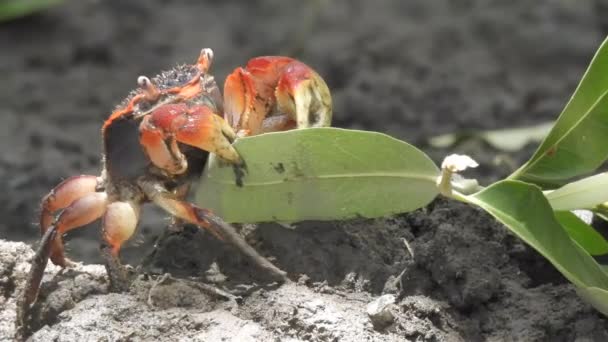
[208, 172, 438, 186]
[515, 90, 608, 179]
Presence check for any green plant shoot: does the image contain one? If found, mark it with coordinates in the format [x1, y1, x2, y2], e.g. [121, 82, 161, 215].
[195, 36, 608, 317]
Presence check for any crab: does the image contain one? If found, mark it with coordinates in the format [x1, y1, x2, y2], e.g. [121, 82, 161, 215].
[17, 48, 332, 330]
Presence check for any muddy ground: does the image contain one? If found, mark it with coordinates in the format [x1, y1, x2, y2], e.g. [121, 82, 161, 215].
[2, 0, 608, 341]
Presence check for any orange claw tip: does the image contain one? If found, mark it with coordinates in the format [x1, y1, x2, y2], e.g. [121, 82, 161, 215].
[197, 48, 214, 73]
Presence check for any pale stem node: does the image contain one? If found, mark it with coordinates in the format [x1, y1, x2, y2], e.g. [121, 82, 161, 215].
[437, 154, 479, 196]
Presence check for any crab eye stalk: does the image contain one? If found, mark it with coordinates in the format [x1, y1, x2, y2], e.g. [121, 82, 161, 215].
[197, 48, 214, 73]
[137, 76, 160, 101]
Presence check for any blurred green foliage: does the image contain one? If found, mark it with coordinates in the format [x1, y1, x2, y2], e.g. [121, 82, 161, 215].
[0, 0, 63, 23]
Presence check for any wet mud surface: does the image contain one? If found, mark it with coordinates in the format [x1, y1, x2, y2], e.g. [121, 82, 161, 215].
[2, 0, 608, 340]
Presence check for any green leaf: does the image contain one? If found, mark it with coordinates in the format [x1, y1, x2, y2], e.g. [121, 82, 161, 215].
[0, 0, 63, 22]
[463, 180, 608, 292]
[593, 206, 608, 223]
[554, 211, 608, 256]
[576, 287, 608, 317]
[196, 128, 439, 223]
[546, 173, 608, 211]
[428, 122, 553, 152]
[510, 37, 608, 187]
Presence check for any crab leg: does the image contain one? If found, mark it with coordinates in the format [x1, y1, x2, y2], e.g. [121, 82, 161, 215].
[16, 224, 58, 337]
[100, 201, 141, 291]
[40, 175, 100, 264]
[48, 192, 109, 266]
[17, 191, 108, 334]
[224, 56, 332, 136]
[139, 180, 288, 282]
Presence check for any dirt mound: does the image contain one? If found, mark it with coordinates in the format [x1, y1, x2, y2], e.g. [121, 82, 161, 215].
[3, 199, 607, 340]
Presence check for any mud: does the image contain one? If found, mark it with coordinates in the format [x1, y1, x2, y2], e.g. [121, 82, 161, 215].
[4, 200, 608, 341]
[2, 0, 608, 340]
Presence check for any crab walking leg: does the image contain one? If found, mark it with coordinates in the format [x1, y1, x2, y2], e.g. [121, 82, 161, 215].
[48, 192, 109, 266]
[40, 175, 100, 246]
[167, 183, 191, 232]
[139, 181, 288, 282]
[17, 192, 108, 333]
[100, 201, 140, 291]
[16, 225, 59, 335]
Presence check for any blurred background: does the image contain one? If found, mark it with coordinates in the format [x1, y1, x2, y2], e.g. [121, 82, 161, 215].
[0, 0, 606, 263]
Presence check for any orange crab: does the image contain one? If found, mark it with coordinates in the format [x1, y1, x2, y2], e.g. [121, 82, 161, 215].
[17, 48, 332, 326]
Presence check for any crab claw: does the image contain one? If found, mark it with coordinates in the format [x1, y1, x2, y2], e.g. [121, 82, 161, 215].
[224, 56, 332, 136]
[140, 103, 242, 172]
[274, 60, 332, 129]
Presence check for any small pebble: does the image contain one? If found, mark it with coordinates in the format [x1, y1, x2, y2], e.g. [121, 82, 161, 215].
[366, 294, 396, 329]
